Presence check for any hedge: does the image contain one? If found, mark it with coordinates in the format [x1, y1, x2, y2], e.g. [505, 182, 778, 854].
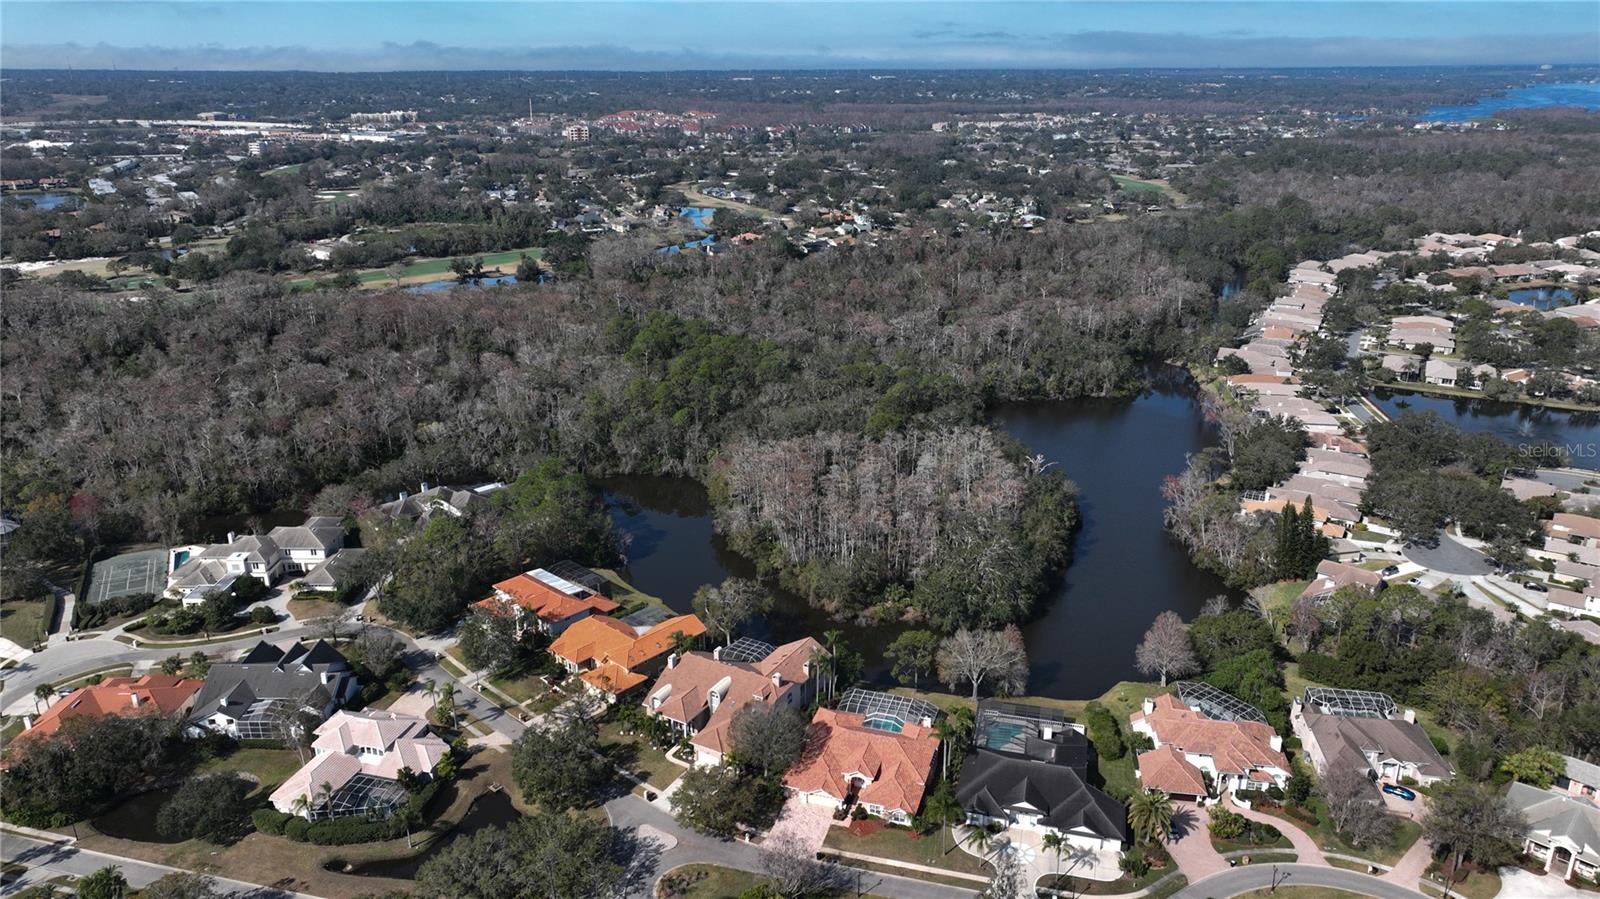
[252, 808, 292, 835]
[283, 780, 444, 845]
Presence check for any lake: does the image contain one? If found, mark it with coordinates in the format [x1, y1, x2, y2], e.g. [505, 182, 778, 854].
[1372, 390, 1600, 470]
[405, 274, 519, 293]
[1422, 82, 1600, 122]
[336, 788, 521, 879]
[602, 370, 1233, 699]
[93, 786, 186, 843]
[1505, 286, 1576, 310]
[1, 192, 76, 210]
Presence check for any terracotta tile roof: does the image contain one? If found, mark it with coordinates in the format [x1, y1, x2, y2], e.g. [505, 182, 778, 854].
[783, 708, 939, 815]
[549, 615, 638, 666]
[1132, 694, 1287, 779]
[552, 614, 706, 696]
[645, 637, 824, 753]
[26, 675, 203, 738]
[480, 571, 619, 624]
[1137, 745, 1208, 797]
[581, 663, 649, 694]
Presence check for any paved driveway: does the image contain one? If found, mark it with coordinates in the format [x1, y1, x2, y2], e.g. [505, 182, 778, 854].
[761, 795, 835, 857]
[1498, 866, 1589, 898]
[1403, 532, 1494, 576]
[1166, 802, 1229, 881]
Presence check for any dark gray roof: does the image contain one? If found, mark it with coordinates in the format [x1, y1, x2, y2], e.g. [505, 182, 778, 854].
[1566, 754, 1600, 789]
[975, 699, 1088, 770]
[189, 640, 353, 724]
[299, 548, 367, 589]
[956, 749, 1127, 842]
[1300, 710, 1453, 780]
[1507, 782, 1600, 866]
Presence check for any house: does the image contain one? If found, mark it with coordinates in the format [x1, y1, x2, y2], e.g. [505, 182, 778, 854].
[1299, 559, 1384, 602]
[269, 710, 450, 819]
[1424, 359, 1467, 386]
[370, 481, 506, 528]
[549, 612, 706, 700]
[1547, 588, 1600, 621]
[472, 566, 621, 636]
[297, 548, 367, 598]
[1548, 513, 1600, 546]
[187, 640, 360, 739]
[1506, 781, 1600, 882]
[1291, 699, 1452, 786]
[1557, 755, 1600, 805]
[23, 675, 202, 739]
[783, 705, 940, 825]
[1130, 694, 1289, 800]
[643, 636, 825, 766]
[167, 516, 347, 603]
[955, 701, 1127, 852]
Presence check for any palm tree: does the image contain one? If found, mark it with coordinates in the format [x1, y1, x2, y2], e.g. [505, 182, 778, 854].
[922, 782, 964, 856]
[33, 682, 53, 714]
[963, 824, 998, 860]
[290, 794, 310, 818]
[436, 682, 456, 727]
[1042, 831, 1067, 877]
[1128, 789, 1175, 845]
[934, 706, 975, 779]
[317, 781, 335, 819]
[822, 629, 843, 701]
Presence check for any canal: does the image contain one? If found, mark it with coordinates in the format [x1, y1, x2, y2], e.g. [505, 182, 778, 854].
[1372, 390, 1600, 471]
[602, 369, 1234, 699]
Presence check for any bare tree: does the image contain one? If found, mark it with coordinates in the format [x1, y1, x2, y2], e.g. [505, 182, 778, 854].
[760, 834, 852, 897]
[1200, 595, 1231, 618]
[351, 628, 407, 680]
[937, 627, 1028, 702]
[692, 577, 770, 647]
[1134, 611, 1198, 687]
[1320, 766, 1396, 850]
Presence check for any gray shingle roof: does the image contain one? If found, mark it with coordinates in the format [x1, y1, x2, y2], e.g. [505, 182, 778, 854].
[1302, 710, 1453, 780]
[1507, 781, 1600, 866]
[956, 749, 1127, 841]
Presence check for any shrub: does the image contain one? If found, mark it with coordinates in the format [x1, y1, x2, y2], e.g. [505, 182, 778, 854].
[1266, 785, 1285, 801]
[252, 808, 292, 836]
[249, 606, 276, 625]
[1208, 808, 1247, 840]
[284, 816, 311, 842]
[1083, 701, 1126, 761]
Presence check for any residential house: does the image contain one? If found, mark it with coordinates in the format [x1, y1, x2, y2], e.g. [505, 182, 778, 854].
[1299, 559, 1384, 602]
[549, 612, 707, 701]
[643, 637, 825, 766]
[1130, 694, 1290, 801]
[1548, 513, 1600, 546]
[187, 640, 360, 740]
[472, 566, 621, 637]
[1557, 755, 1600, 805]
[1506, 781, 1600, 882]
[269, 710, 450, 819]
[783, 706, 940, 825]
[167, 516, 347, 604]
[297, 548, 368, 598]
[1547, 588, 1600, 621]
[1291, 700, 1452, 786]
[23, 675, 202, 739]
[370, 481, 506, 528]
[955, 701, 1127, 852]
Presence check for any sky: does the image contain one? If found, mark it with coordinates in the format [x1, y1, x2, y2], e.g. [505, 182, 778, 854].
[2, 1, 1598, 71]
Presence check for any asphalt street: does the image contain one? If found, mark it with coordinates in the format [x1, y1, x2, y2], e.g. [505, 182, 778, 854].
[1174, 863, 1431, 899]
[1402, 530, 1494, 577]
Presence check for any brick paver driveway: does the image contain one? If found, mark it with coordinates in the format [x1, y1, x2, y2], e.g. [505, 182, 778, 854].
[1166, 801, 1229, 880]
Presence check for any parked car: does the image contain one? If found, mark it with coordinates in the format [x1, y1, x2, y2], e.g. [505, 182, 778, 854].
[1380, 565, 1400, 577]
[1382, 784, 1417, 801]
[1523, 582, 1549, 593]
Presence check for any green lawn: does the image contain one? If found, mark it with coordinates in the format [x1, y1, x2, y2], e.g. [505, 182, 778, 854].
[658, 864, 766, 899]
[264, 163, 304, 177]
[593, 568, 675, 617]
[821, 824, 992, 877]
[1113, 175, 1166, 194]
[354, 247, 543, 283]
[486, 667, 555, 706]
[0, 597, 54, 647]
[195, 747, 305, 789]
[599, 718, 682, 791]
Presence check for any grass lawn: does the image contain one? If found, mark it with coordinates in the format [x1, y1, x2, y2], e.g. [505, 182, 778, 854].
[486, 667, 555, 707]
[658, 863, 766, 898]
[1112, 175, 1187, 203]
[196, 746, 305, 790]
[821, 824, 991, 877]
[1254, 797, 1421, 867]
[593, 568, 675, 617]
[0, 597, 54, 647]
[599, 718, 682, 791]
[1422, 866, 1501, 899]
[265, 163, 305, 177]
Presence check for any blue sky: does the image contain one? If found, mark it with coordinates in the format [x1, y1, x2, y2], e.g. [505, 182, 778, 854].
[3, 2, 1598, 70]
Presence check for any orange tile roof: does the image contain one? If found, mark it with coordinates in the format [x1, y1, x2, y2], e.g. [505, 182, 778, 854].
[483, 572, 619, 624]
[550, 615, 637, 666]
[1131, 695, 1287, 779]
[1137, 745, 1208, 797]
[26, 675, 203, 738]
[784, 708, 939, 815]
[552, 613, 706, 696]
[581, 663, 649, 694]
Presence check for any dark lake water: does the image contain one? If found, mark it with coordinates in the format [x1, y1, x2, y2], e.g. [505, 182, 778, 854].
[93, 786, 185, 843]
[602, 372, 1232, 699]
[1505, 286, 1576, 310]
[337, 788, 521, 879]
[1422, 82, 1600, 122]
[405, 274, 519, 293]
[1372, 390, 1600, 471]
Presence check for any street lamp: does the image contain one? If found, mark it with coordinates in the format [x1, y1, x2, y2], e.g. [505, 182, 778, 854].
[1270, 864, 1292, 893]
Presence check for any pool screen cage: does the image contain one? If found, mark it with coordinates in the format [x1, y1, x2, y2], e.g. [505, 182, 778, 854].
[718, 636, 776, 663]
[976, 700, 1070, 754]
[835, 688, 941, 729]
[1303, 686, 1398, 719]
[1175, 681, 1267, 723]
[542, 560, 613, 598]
[313, 774, 409, 821]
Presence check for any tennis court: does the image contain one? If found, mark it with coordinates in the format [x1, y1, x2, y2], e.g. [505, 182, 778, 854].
[85, 549, 169, 604]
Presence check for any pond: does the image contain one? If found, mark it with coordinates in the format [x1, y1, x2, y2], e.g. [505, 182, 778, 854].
[1504, 286, 1576, 310]
[1372, 389, 1600, 471]
[93, 786, 186, 843]
[601, 369, 1233, 699]
[405, 274, 520, 293]
[1422, 82, 1600, 122]
[333, 788, 522, 879]
[2, 192, 77, 210]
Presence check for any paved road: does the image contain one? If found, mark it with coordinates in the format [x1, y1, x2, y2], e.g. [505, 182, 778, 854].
[1176, 862, 1431, 899]
[1403, 531, 1493, 577]
[1525, 467, 1600, 493]
[0, 831, 317, 898]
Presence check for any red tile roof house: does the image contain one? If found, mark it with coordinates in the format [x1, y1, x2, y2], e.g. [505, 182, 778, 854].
[783, 707, 940, 825]
[643, 637, 825, 766]
[472, 567, 620, 637]
[1129, 694, 1290, 802]
[22, 675, 203, 738]
[549, 613, 707, 701]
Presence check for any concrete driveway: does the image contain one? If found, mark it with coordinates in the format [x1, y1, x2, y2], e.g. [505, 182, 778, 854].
[1498, 866, 1589, 898]
[1403, 531, 1494, 576]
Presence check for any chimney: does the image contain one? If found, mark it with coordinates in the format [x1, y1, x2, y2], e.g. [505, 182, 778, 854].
[1402, 708, 1416, 723]
[666, 652, 678, 669]
[771, 671, 782, 688]
[712, 646, 722, 661]
[226, 531, 237, 544]
[1270, 735, 1284, 752]
[1142, 697, 1155, 715]
[1041, 725, 1054, 741]
[399, 490, 409, 501]
[129, 692, 142, 708]
[421, 481, 430, 492]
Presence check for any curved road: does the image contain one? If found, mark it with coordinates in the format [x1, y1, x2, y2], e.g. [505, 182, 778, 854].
[1177, 863, 1431, 899]
[1403, 531, 1493, 577]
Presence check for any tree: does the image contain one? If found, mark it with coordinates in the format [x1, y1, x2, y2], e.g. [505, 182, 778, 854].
[160, 655, 184, 676]
[156, 773, 254, 844]
[1128, 789, 1174, 844]
[728, 703, 809, 777]
[380, 515, 484, 633]
[885, 629, 941, 687]
[511, 715, 612, 810]
[413, 812, 624, 899]
[760, 834, 851, 897]
[1188, 609, 1277, 670]
[1498, 745, 1565, 789]
[979, 840, 1024, 899]
[937, 627, 1028, 702]
[455, 606, 526, 674]
[350, 628, 406, 680]
[77, 866, 128, 899]
[669, 763, 783, 838]
[691, 577, 769, 647]
[1319, 766, 1396, 850]
[1083, 701, 1127, 761]
[1042, 831, 1068, 877]
[1134, 611, 1198, 687]
[32, 682, 53, 714]
[921, 781, 964, 855]
[1422, 779, 1528, 891]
